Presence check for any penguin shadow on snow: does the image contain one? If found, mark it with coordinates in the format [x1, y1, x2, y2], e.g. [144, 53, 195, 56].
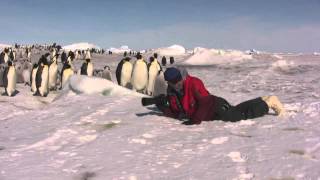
[136, 106, 164, 117]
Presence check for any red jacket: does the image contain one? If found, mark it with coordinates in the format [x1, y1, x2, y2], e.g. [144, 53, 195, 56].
[161, 75, 216, 124]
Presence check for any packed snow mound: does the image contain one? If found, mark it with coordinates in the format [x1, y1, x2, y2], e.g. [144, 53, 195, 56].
[183, 47, 252, 65]
[66, 75, 145, 97]
[62, 42, 100, 51]
[0, 43, 12, 50]
[107, 46, 131, 54]
[154, 44, 186, 56]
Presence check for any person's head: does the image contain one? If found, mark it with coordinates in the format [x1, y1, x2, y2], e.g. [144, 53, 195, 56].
[164, 67, 183, 91]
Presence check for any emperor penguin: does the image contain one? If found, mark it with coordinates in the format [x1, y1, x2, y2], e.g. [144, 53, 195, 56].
[153, 70, 167, 96]
[26, 48, 31, 60]
[35, 56, 49, 97]
[31, 63, 38, 92]
[0, 64, 5, 86]
[3, 61, 17, 96]
[85, 49, 91, 59]
[22, 60, 32, 86]
[3, 48, 9, 63]
[67, 51, 76, 71]
[80, 58, 93, 76]
[48, 54, 59, 90]
[60, 61, 74, 89]
[161, 56, 167, 66]
[116, 57, 132, 88]
[61, 51, 67, 64]
[146, 56, 162, 96]
[131, 54, 148, 93]
[102, 65, 112, 81]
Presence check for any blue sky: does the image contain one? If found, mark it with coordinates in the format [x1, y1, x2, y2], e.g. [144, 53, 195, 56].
[1, 0, 319, 52]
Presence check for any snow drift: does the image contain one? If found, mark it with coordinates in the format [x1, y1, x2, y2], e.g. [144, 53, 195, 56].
[62, 42, 101, 51]
[183, 47, 252, 65]
[154, 45, 186, 56]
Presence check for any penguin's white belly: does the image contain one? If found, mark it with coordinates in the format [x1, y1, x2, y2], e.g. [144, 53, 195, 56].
[147, 65, 159, 95]
[6, 67, 16, 96]
[22, 69, 31, 85]
[153, 72, 167, 96]
[87, 63, 93, 77]
[120, 62, 132, 87]
[49, 64, 58, 88]
[131, 61, 148, 90]
[31, 68, 38, 92]
[4, 54, 9, 63]
[39, 66, 49, 96]
[62, 69, 74, 88]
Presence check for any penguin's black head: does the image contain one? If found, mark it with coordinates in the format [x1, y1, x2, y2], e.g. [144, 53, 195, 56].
[136, 54, 142, 60]
[124, 57, 131, 61]
[68, 51, 75, 60]
[149, 57, 154, 62]
[33, 63, 38, 69]
[39, 55, 48, 65]
[4, 48, 9, 53]
[85, 58, 90, 63]
[153, 53, 158, 58]
[44, 53, 50, 58]
[8, 61, 13, 66]
[104, 65, 110, 70]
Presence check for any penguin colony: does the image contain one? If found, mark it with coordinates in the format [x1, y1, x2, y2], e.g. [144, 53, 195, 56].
[116, 53, 175, 96]
[1, 44, 175, 97]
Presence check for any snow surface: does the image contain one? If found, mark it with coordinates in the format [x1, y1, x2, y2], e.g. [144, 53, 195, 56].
[0, 49, 320, 180]
[62, 42, 101, 51]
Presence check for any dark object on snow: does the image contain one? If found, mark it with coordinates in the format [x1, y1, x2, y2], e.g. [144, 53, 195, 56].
[141, 94, 168, 107]
[170, 56, 174, 64]
[161, 56, 167, 66]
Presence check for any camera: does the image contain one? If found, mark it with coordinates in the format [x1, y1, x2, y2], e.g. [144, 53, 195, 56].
[141, 94, 168, 107]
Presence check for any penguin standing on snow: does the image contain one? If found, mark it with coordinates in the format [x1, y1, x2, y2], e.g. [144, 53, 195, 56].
[22, 60, 32, 86]
[61, 51, 67, 64]
[48, 53, 59, 90]
[60, 61, 74, 89]
[131, 54, 148, 93]
[3, 48, 9, 63]
[80, 58, 94, 76]
[0, 64, 5, 86]
[146, 56, 162, 96]
[153, 70, 168, 96]
[161, 56, 167, 66]
[35, 55, 49, 97]
[102, 65, 112, 81]
[3, 61, 17, 96]
[31, 63, 38, 92]
[116, 57, 132, 88]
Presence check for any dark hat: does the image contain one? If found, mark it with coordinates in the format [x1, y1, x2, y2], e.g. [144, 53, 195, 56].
[164, 67, 182, 83]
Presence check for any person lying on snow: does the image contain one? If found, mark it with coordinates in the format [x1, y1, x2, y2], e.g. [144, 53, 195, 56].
[145, 67, 285, 125]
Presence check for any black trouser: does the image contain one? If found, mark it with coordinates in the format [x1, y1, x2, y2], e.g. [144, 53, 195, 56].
[213, 96, 269, 122]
